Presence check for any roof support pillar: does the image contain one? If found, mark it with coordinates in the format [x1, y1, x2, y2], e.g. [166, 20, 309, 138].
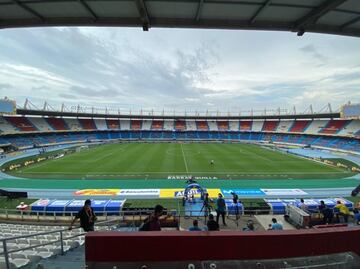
[249, 0, 271, 25]
[12, 0, 44, 21]
[135, 0, 151, 31]
[294, 0, 347, 36]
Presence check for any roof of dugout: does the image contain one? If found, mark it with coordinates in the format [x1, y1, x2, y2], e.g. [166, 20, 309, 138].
[0, 0, 360, 37]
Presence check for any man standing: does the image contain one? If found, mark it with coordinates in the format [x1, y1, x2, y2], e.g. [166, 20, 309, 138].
[216, 193, 227, 226]
[69, 199, 97, 232]
[335, 201, 350, 223]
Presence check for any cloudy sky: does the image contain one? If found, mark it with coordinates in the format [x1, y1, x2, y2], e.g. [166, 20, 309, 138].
[0, 27, 359, 114]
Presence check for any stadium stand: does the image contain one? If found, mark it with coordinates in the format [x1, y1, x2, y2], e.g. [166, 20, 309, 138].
[239, 121, 252, 131]
[0, 115, 359, 152]
[262, 120, 279, 132]
[0, 117, 17, 133]
[289, 120, 311, 133]
[46, 117, 69, 131]
[141, 120, 152, 130]
[338, 119, 360, 136]
[93, 119, 107, 130]
[319, 119, 351, 134]
[0, 222, 116, 269]
[163, 120, 174, 130]
[217, 121, 229, 131]
[196, 121, 209, 131]
[131, 120, 141, 130]
[78, 118, 97, 130]
[4, 116, 37, 132]
[251, 120, 264, 132]
[304, 120, 328, 135]
[207, 120, 218, 131]
[186, 120, 196, 131]
[28, 117, 53, 132]
[277, 120, 294, 133]
[106, 119, 120, 130]
[175, 120, 186, 131]
[63, 118, 82, 131]
[119, 119, 130, 130]
[151, 120, 164, 130]
[228, 120, 238, 131]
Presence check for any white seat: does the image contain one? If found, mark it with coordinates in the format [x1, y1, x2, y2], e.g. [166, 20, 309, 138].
[0, 257, 30, 269]
[64, 240, 80, 249]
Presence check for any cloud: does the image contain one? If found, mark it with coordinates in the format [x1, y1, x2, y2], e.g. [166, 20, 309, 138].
[0, 27, 359, 112]
[0, 83, 12, 90]
[299, 44, 328, 64]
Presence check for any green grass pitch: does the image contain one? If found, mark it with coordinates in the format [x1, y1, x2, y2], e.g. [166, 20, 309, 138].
[10, 142, 354, 180]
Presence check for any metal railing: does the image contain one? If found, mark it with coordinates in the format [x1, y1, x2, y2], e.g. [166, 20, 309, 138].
[0, 218, 118, 269]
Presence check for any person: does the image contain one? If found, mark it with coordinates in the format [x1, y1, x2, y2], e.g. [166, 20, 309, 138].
[16, 202, 28, 211]
[269, 218, 283, 230]
[231, 192, 240, 219]
[69, 199, 97, 232]
[318, 200, 333, 224]
[186, 176, 196, 184]
[207, 214, 219, 231]
[188, 219, 202, 231]
[243, 220, 255, 231]
[353, 208, 360, 225]
[299, 198, 308, 212]
[216, 193, 226, 226]
[202, 193, 212, 216]
[335, 201, 350, 223]
[139, 204, 164, 231]
[232, 192, 239, 204]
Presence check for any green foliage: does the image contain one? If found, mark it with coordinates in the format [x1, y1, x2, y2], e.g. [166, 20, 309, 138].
[0, 197, 37, 209]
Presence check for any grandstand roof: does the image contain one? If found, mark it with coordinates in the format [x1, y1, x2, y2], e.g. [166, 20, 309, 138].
[0, 0, 360, 37]
[16, 108, 340, 120]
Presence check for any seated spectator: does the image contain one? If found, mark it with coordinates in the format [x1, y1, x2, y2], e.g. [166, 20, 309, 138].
[207, 214, 220, 231]
[188, 220, 202, 231]
[139, 204, 164, 231]
[269, 218, 283, 230]
[243, 220, 255, 231]
[353, 208, 360, 225]
[16, 202, 28, 211]
[335, 201, 350, 223]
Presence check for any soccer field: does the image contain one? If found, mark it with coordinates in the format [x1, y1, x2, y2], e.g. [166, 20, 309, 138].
[10, 142, 354, 180]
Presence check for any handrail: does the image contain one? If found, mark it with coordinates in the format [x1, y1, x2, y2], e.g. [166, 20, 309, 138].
[0, 218, 119, 269]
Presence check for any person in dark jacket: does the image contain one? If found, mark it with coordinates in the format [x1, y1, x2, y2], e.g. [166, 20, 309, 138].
[69, 199, 97, 232]
[207, 214, 220, 231]
[216, 193, 227, 226]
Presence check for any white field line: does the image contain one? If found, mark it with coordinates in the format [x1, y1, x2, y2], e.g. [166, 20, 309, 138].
[180, 143, 189, 173]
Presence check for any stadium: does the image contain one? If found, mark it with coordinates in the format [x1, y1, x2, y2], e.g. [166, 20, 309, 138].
[0, 0, 360, 269]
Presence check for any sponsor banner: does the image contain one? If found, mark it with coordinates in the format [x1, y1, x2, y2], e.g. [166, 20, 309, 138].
[221, 189, 264, 196]
[261, 189, 308, 196]
[46, 200, 73, 212]
[117, 189, 160, 197]
[160, 188, 220, 198]
[31, 199, 52, 207]
[30, 199, 52, 211]
[167, 175, 218, 180]
[74, 189, 120, 196]
[66, 200, 86, 212]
